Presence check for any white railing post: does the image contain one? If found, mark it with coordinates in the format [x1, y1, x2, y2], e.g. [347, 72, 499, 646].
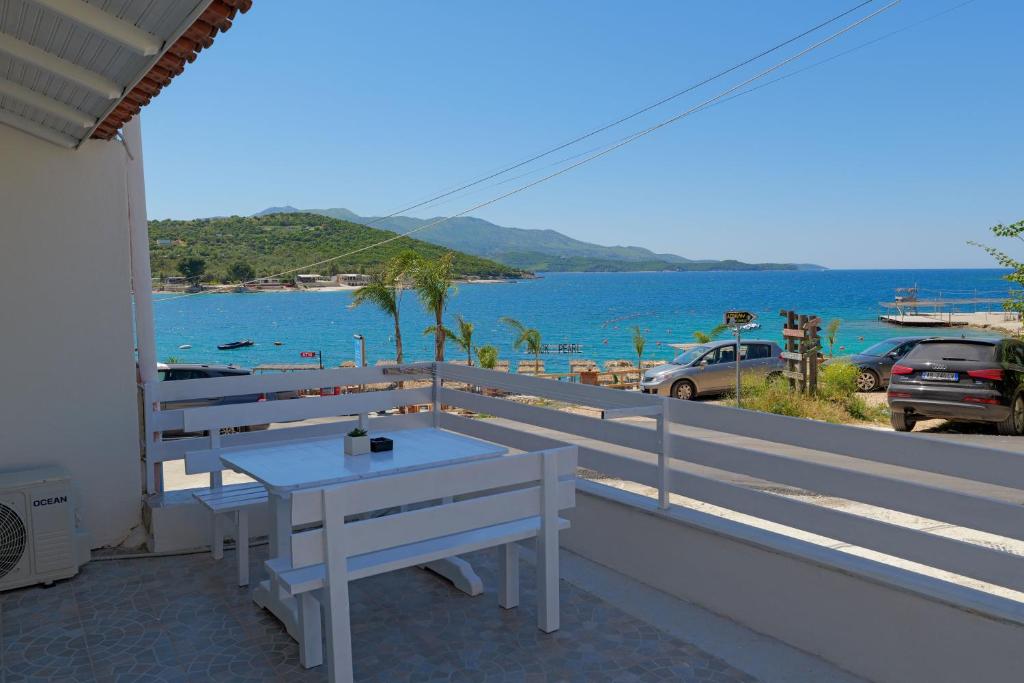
[658, 397, 671, 509]
[141, 380, 162, 494]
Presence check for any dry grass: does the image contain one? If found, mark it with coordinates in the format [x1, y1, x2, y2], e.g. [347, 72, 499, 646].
[737, 362, 890, 425]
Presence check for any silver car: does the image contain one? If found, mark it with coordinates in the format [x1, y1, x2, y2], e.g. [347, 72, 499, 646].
[640, 339, 784, 400]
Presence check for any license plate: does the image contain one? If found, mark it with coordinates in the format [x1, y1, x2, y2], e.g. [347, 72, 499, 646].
[921, 371, 958, 382]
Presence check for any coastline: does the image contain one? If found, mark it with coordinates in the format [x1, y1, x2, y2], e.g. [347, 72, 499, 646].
[152, 277, 520, 295]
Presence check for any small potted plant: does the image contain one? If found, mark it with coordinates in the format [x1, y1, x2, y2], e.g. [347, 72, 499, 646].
[344, 427, 370, 455]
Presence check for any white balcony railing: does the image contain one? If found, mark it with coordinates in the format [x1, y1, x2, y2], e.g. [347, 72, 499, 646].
[141, 361, 1024, 620]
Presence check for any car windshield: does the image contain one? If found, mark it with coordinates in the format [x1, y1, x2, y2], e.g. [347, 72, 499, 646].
[858, 340, 898, 356]
[672, 346, 710, 365]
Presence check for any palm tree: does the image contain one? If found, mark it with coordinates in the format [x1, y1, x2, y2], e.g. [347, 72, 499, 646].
[501, 317, 542, 372]
[693, 323, 728, 344]
[632, 326, 646, 370]
[425, 314, 475, 365]
[349, 254, 414, 363]
[825, 318, 842, 357]
[411, 252, 456, 361]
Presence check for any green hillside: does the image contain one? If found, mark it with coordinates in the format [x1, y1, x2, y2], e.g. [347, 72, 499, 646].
[256, 206, 824, 272]
[149, 213, 527, 282]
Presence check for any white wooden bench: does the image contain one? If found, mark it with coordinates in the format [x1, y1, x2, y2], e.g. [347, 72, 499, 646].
[272, 444, 577, 683]
[185, 434, 267, 587]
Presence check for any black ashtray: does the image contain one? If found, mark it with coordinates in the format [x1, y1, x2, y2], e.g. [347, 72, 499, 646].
[370, 437, 393, 452]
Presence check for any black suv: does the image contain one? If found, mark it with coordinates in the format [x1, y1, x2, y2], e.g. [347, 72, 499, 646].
[886, 338, 1023, 435]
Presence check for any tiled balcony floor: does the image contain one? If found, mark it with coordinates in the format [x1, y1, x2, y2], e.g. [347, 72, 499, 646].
[1, 545, 759, 682]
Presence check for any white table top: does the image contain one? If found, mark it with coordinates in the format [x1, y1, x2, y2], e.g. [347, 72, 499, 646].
[219, 427, 508, 493]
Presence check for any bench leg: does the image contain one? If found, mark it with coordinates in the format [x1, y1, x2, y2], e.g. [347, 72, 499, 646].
[323, 581, 354, 682]
[211, 512, 225, 561]
[498, 543, 519, 609]
[236, 510, 249, 587]
[297, 592, 323, 669]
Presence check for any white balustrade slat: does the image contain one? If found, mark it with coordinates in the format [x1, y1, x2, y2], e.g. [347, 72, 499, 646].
[440, 412, 657, 486]
[670, 433, 1024, 543]
[440, 387, 659, 453]
[668, 398, 1024, 490]
[168, 387, 432, 432]
[666, 468, 1024, 593]
[437, 363, 658, 409]
[149, 412, 432, 463]
[150, 363, 433, 402]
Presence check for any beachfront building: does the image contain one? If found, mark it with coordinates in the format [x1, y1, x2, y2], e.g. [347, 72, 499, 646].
[296, 273, 335, 287]
[0, 2, 1021, 682]
[338, 272, 371, 287]
[163, 275, 189, 290]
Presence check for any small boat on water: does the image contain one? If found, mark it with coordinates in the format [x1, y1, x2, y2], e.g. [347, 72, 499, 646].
[273, 341, 284, 346]
[218, 340, 254, 350]
[178, 344, 192, 349]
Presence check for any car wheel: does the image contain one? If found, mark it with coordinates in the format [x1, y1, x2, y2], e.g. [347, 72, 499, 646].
[766, 371, 784, 384]
[672, 380, 696, 401]
[891, 411, 916, 432]
[996, 394, 1024, 436]
[856, 369, 879, 392]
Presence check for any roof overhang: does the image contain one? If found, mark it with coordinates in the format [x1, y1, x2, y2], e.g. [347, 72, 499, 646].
[0, 0, 251, 149]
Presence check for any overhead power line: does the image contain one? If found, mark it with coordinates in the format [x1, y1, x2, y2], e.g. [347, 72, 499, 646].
[156, 0, 901, 303]
[340, 0, 879, 229]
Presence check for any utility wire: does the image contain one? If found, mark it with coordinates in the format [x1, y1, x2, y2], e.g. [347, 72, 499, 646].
[336, 1, 879, 229]
[397, 0, 974, 218]
[157, 0, 900, 304]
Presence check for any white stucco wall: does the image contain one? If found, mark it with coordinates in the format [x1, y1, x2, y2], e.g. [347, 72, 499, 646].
[0, 123, 142, 547]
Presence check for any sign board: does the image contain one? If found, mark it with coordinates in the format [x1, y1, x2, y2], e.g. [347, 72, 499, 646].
[724, 310, 755, 326]
[300, 351, 317, 358]
[540, 343, 582, 354]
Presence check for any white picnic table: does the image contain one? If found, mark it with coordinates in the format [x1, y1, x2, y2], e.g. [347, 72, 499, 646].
[219, 426, 508, 666]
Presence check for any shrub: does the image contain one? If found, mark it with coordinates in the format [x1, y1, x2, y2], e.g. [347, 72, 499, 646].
[818, 361, 859, 401]
[734, 363, 887, 425]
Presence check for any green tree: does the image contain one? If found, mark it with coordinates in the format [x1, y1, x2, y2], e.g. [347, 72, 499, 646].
[227, 260, 255, 283]
[349, 254, 415, 363]
[476, 344, 499, 370]
[426, 314, 475, 365]
[825, 318, 842, 358]
[411, 252, 457, 361]
[693, 323, 728, 344]
[177, 256, 206, 283]
[970, 219, 1024, 321]
[501, 317, 543, 372]
[632, 325, 646, 370]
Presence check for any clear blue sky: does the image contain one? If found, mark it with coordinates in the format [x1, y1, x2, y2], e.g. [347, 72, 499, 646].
[141, 0, 1022, 269]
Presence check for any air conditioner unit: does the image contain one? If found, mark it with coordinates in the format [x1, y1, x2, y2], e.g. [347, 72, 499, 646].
[0, 466, 90, 591]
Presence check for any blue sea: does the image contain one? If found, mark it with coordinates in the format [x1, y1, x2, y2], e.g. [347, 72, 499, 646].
[153, 269, 1015, 372]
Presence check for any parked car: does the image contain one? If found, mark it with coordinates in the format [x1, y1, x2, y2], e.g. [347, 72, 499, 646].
[157, 363, 300, 432]
[640, 339, 784, 400]
[835, 336, 931, 392]
[886, 337, 1024, 434]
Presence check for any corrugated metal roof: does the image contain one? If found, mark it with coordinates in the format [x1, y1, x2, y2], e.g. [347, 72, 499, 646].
[0, 0, 251, 148]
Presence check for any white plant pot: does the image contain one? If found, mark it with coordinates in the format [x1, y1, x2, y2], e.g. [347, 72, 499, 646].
[344, 435, 371, 455]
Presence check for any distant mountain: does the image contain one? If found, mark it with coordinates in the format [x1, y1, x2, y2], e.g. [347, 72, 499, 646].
[256, 206, 826, 272]
[149, 213, 526, 282]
